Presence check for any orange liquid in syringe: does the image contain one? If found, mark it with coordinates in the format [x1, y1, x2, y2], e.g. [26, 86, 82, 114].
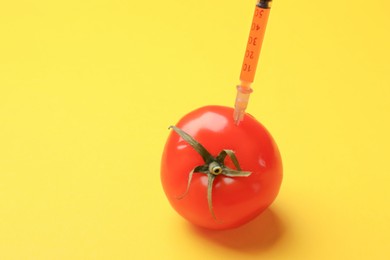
[240, 6, 271, 84]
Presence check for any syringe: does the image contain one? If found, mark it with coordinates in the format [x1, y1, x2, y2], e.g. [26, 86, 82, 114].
[234, 0, 273, 125]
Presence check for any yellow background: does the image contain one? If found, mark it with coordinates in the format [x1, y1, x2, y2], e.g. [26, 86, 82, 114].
[1, 0, 389, 259]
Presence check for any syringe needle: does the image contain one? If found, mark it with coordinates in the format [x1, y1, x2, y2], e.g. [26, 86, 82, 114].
[234, 83, 253, 125]
[234, 0, 272, 125]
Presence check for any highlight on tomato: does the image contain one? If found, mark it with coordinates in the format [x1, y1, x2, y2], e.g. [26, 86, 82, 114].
[161, 106, 282, 230]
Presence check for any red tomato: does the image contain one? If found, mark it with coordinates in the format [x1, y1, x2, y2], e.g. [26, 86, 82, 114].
[161, 106, 282, 230]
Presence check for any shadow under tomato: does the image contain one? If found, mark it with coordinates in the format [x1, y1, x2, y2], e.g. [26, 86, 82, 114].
[187, 208, 285, 253]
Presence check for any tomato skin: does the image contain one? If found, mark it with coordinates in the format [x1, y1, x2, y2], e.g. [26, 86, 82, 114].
[161, 106, 282, 230]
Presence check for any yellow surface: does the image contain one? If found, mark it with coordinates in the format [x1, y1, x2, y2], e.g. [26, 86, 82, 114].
[1, 0, 389, 259]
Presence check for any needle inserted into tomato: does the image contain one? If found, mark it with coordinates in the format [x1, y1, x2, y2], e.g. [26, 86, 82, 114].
[234, 0, 272, 124]
[161, 0, 282, 230]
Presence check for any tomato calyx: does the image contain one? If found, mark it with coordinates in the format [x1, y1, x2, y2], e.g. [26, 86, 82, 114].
[169, 126, 252, 221]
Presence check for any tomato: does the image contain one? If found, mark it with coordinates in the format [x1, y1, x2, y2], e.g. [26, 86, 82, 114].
[161, 105, 282, 230]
